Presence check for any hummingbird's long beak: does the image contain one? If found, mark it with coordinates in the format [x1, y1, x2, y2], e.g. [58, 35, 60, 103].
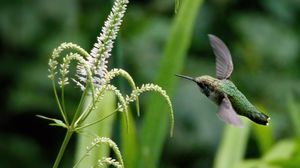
[175, 74, 195, 82]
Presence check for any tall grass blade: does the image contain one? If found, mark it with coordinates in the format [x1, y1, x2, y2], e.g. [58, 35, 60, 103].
[137, 0, 204, 167]
[74, 92, 116, 167]
[121, 108, 138, 168]
[214, 118, 251, 168]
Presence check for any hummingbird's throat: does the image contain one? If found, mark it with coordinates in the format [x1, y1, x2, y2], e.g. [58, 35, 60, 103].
[198, 83, 223, 105]
[199, 84, 211, 97]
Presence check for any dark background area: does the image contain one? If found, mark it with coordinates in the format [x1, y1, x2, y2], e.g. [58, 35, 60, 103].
[1, 0, 300, 167]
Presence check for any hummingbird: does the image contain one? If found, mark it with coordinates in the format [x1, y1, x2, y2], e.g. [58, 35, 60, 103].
[176, 34, 270, 126]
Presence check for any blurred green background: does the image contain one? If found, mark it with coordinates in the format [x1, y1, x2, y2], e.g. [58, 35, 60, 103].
[1, 0, 300, 167]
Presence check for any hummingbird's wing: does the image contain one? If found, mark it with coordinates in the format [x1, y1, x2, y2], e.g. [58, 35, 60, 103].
[217, 96, 243, 127]
[208, 34, 233, 80]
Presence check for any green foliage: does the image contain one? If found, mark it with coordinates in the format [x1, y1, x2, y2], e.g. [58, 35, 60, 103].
[251, 105, 273, 155]
[2, 0, 300, 167]
[137, 0, 204, 167]
[121, 108, 138, 168]
[236, 139, 298, 168]
[214, 118, 251, 168]
[74, 93, 116, 168]
[217, 93, 300, 168]
[40, 0, 175, 167]
[252, 121, 273, 155]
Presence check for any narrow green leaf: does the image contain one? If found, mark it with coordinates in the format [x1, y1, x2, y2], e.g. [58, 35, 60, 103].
[214, 118, 251, 168]
[36, 115, 67, 128]
[137, 0, 204, 167]
[74, 92, 116, 168]
[121, 108, 138, 168]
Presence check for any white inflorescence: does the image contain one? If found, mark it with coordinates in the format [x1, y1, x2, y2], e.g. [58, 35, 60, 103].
[77, 0, 129, 90]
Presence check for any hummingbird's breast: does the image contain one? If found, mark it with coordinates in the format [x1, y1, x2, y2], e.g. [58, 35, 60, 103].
[207, 90, 224, 104]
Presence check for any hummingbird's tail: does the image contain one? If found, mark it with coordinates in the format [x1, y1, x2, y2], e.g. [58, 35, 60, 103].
[245, 111, 270, 126]
[175, 74, 195, 82]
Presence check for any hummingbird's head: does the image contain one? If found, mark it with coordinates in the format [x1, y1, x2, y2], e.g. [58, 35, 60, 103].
[194, 76, 212, 97]
[175, 74, 212, 97]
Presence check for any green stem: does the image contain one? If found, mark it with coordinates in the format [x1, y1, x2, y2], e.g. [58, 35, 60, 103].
[75, 87, 105, 126]
[52, 79, 69, 125]
[72, 86, 89, 124]
[75, 109, 119, 131]
[53, 130, 74, 168]
[61, 85, 67, 119]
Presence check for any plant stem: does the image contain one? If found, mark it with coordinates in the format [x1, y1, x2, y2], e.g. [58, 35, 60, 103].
[72, 87, 89, 125]
[75, 109, 119, 131]
[53, 130, 74, 168]
[52, 80, 69, 125]
[61, 85, 67, 119]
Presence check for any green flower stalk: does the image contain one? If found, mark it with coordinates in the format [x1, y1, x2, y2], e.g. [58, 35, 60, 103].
[76, 0, 129, 90]
[42, 0, 175, 167]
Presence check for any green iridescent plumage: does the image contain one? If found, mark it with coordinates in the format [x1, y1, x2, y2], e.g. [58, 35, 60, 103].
[219, 80, 269, 125]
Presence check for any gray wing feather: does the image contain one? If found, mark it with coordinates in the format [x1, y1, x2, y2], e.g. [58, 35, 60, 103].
[217, 96, 243, 127]
[208, 34, 233, 79]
